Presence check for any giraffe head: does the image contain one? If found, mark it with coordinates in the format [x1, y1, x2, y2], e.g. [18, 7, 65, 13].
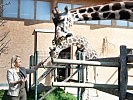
[49, 47, 57, 58]
[49, 46, 62, 59]
[52, 6, 73, 40]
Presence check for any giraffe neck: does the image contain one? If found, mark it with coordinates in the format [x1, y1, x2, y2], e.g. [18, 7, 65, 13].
[52, 1, 133, 46]
[70, 1, 133, 21]
[52, 36, 98, 59]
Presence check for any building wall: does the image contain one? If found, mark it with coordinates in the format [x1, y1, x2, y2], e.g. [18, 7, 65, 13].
[1, 20, 133, 85]
[0, 21, 55, 84]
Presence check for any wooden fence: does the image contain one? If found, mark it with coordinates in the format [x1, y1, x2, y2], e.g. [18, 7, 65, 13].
[52, 45, 133, 100]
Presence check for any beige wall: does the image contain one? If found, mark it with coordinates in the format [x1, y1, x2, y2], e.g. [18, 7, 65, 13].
[72, 24, 133, 85]
[0, 21, 54, 84]
[73, 24, 133, 57]
[1, 20, 133, 86]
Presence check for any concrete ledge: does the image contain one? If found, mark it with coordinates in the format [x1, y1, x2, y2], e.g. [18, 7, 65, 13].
[0, 84, 8, 90]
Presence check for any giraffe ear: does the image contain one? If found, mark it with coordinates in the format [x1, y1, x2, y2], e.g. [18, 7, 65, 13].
[52, 8, 56, 15]
[52, 6, 60, 15]
[55, 6, 60, 14]
[64, 6, 69, 13]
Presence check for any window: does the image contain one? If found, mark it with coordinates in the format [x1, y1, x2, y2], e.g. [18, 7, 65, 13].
[116, 20, 128, 26]
[36, 1, 50, 20]
[3, 0, 18, 18]
[129, 22, 133, 27]
[100, 20, 111, 25]
[57, 3, 72, 12]
[73, 4, 82, 8]
[2, 0, 51, 21]
[87, 20, 99, 24]
[20, 0, 34, 19]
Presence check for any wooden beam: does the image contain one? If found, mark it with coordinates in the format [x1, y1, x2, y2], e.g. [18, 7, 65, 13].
[52, 82, 133, 100]
[52, 82, 133, 90]
[32, 29, 55, 35]
[89, 57, 119, 62]
[44, 65, 80, 68]
[96, 88, 133, 100]
[34, 29, 55, 33]
[53, 82, 118, 88]
[53, 58, 119, 67]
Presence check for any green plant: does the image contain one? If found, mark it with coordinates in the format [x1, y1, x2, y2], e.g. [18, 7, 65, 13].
[40, 88, 76, 100]
[0, 90, 8, 100]
[0, 88, 76, 100]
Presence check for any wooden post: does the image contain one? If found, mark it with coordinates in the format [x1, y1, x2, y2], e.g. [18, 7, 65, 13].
[65, 52, 69, 79]
[77, 51, 81, 100]
[119, 45, 128, 100]
[29, 55, 34, 91]
[34, 51, 38, 100]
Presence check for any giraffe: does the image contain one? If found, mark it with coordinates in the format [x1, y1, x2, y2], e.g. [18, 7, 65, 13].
[51, 0, 133, 54]
[49, 1, 133, 99]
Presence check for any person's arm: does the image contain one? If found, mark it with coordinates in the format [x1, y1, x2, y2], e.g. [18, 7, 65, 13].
[34, 61, 44, 70]
[26, 61, 44, 74]
[13, 78, 27, 86]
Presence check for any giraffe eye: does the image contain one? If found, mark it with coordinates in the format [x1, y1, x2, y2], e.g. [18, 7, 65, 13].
[60, 18, 65, 22]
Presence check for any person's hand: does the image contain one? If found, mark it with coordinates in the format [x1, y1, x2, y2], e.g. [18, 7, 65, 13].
[34, 61, 44, 70]
[38, 61, 44, 66]
[19, 77, 27, 84]
[14, 78, 27, 86]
